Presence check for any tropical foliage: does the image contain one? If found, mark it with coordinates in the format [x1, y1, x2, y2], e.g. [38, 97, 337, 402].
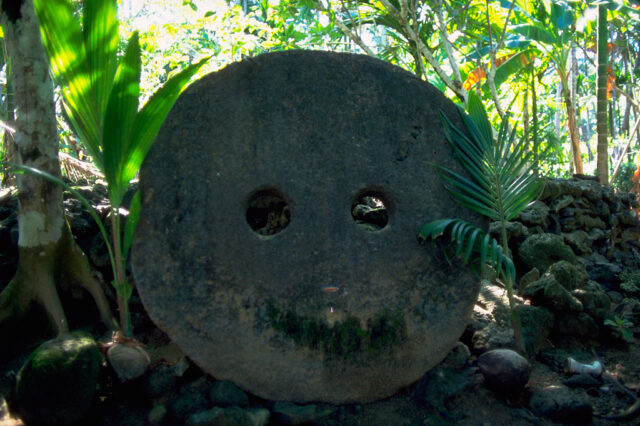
[30, 0, 208, 336]
[419, 92, 541, 351]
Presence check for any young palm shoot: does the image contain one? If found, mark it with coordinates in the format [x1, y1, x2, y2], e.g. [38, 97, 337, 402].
[419, 92, 540, 353]
[33, 0, 209, 337]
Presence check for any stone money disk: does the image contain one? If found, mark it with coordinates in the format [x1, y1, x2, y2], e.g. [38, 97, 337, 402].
[132, 50, 483, 404]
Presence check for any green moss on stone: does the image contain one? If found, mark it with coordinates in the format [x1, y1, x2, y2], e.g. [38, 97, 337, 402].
[266, 303, 406, 357]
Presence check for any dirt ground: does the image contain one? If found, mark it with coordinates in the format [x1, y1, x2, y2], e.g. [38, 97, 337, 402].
[1, 295, 640, 426]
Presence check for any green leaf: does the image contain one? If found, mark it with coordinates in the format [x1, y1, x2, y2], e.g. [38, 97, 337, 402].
[512, 24, 558, 46]
[84, 0, 119, 120]
[418, 218, 515, 283]
[494, 51, 533, 87]
[550, 1, 574, 31]
[122, 190, 141, 261]
[464, 94, 494, 152]
[103, 31, 141, 208]
[122, 56, 209, 186]
[34, 0, 103, 169]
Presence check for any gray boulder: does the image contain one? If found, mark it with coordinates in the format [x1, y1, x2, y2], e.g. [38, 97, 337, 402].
[272, 401, 337, 425]
[518, 233, 578, 272]
[186, 407, 270, 426]
[477, 349, 531, 393]
[132, 50, 483, 403]
[518, 200, 549, 228]
[209, 380, 249, 407]
[529, 386, 592, 424]
[414, 366, 476, 413]
[15, 331, 102, 426]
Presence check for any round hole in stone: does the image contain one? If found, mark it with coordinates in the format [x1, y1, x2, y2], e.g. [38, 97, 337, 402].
[246, 187, 291, 236]
[351, 190, 390, 231]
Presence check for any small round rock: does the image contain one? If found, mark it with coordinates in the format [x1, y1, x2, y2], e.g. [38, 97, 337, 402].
[477, 348, 531, 392]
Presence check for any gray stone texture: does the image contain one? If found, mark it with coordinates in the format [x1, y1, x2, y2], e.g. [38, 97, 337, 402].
[132, 50, 482, 403]
[15, 331, 102, 426]
[477, 349, 531, 393]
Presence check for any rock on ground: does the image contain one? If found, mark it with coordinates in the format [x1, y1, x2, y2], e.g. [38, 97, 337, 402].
[15, 331, 102, 426]
[477, 349, 531, 393]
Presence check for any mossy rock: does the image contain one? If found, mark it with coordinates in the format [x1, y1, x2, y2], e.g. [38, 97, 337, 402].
[517, 200, 550, 227]
[518, 233, 578, 273]
[15, 331, 102, 426]
[520, 274, 583, 313]
[547, 261, 589, 290]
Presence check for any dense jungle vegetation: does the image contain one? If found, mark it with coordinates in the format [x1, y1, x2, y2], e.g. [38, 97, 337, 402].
[0, 0, 639, 187]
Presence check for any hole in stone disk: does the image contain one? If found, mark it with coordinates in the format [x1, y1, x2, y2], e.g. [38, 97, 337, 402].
[351, 191, 389, 231]
[246, 188, 290, 236]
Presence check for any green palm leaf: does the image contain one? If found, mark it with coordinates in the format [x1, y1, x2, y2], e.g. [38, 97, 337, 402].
[418, 219, 515, 284]
[102, 32, 141, 208]
[34, 0, 102, 168]
[123, 56, 210, 187]
[83, 0, 118, 119]
[438, 92, 540, 223]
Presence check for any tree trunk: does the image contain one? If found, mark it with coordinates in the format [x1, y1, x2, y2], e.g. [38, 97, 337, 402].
[0, 0, 114, 335]
[596, 3, 609, 184]
[563, 86, 584, 174]
[531, 68, 540, 171]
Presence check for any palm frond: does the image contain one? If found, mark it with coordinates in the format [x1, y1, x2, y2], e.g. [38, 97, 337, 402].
[418, 219, 515, 284]
[102, 32, 141, 208]
[34, 0, 103, 168]
[123, 56, 210, 186]
[438, 92, 541, 222]
[84, 0, 118, 120]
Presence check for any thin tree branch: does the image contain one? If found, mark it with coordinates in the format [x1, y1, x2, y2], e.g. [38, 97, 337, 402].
[320, 0, 376, 57]
[496, 0, 515, 52]
[610, 113, 640, 184]
[379, 0, 466, 101]
[483, 0, 505, 118]
[433, 0, 464, 97]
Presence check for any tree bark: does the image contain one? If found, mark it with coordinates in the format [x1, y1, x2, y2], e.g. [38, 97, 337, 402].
[596, 4, 609, 184]
[0, 0, 114, 334]
[562, 81, 584, 175]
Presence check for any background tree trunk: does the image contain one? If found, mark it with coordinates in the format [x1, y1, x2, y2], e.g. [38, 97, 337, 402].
[0, 0, 114, 334]
[596, 4, 609, 184]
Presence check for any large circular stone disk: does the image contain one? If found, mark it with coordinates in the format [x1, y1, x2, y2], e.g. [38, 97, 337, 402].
[132, 51, 482, 404]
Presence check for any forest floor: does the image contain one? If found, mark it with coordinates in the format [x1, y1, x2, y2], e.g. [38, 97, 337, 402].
[1, 288, 640, 426]
[1, 183, 640, 425]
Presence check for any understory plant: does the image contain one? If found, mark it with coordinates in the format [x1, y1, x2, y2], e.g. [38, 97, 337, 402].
[419, 92, 540, 353]
[20, 0, 208, 337]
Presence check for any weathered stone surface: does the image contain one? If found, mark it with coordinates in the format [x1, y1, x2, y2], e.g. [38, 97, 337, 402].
[15, 331, 102, 426]
[529, 386, 592, 424]
[209, 380, 249, 407]
[187, 407, 270, 426]
[518, 233, 577, 272]
[517, 200, 549, 227]
[272, 401, 337, 425]
[414, 366, 476, 412]
[478, 349, 531, 392]
[517, 304, 554, 356]
[132, 51, 482, 403]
